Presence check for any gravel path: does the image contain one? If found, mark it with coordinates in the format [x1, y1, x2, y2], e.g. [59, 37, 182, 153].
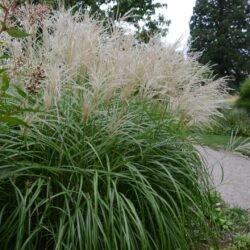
[197, 146, 250, 209]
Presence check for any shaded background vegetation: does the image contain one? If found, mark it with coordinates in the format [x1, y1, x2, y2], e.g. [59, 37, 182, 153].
[189, 0, 250, 89]
[17, 0, 170, 42]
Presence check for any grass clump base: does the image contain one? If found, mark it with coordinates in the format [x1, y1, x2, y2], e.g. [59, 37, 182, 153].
[0, 97, 216, 249]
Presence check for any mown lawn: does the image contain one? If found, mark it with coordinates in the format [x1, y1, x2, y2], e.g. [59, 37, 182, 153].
[197, 133, 248, 150]
[198, 134, 232, 148]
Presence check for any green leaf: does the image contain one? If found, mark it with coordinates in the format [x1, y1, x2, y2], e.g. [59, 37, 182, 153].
[0, 21, 6, 31]
[0, 54, 11, 60]
[6, 28, 30, 38]
[13, 85, 37, 103]
[14, 85, 28, 98]
[20, 108, 40, 113]
[0, 4, 6, 10]
[0, 68, 7, 74]
[0, 116, 28, 126]
[1, 72, 9, 92]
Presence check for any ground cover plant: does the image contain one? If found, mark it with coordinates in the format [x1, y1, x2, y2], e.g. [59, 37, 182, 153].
[209, 192, 250, 250]
[0, 3, 228, 249]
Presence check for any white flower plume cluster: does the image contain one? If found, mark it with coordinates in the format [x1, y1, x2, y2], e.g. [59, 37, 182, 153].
[3, 8, 228, 126]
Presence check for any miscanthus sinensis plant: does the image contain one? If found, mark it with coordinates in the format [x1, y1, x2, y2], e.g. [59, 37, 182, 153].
[0, 99, 216, 249]
[3, 6, 227, 126]
[0, 5, 226, 249]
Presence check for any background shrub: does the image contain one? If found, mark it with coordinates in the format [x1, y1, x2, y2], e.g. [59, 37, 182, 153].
[237, 78, 250, 112]
[205, 107, 250, 137]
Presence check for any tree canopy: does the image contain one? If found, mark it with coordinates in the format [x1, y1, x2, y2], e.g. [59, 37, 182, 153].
[189, 0, 250, 89]
[18, 0, 170, 42]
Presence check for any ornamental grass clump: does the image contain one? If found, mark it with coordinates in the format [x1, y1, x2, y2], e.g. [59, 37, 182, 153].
[0, 97, 215, 249]
[3, 7, 227, 126]
[0, 5, 226, 249]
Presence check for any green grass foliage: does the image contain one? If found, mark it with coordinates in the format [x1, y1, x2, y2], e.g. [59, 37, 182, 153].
[0, 6, 227, 249]
[0, 91, 216, 249]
